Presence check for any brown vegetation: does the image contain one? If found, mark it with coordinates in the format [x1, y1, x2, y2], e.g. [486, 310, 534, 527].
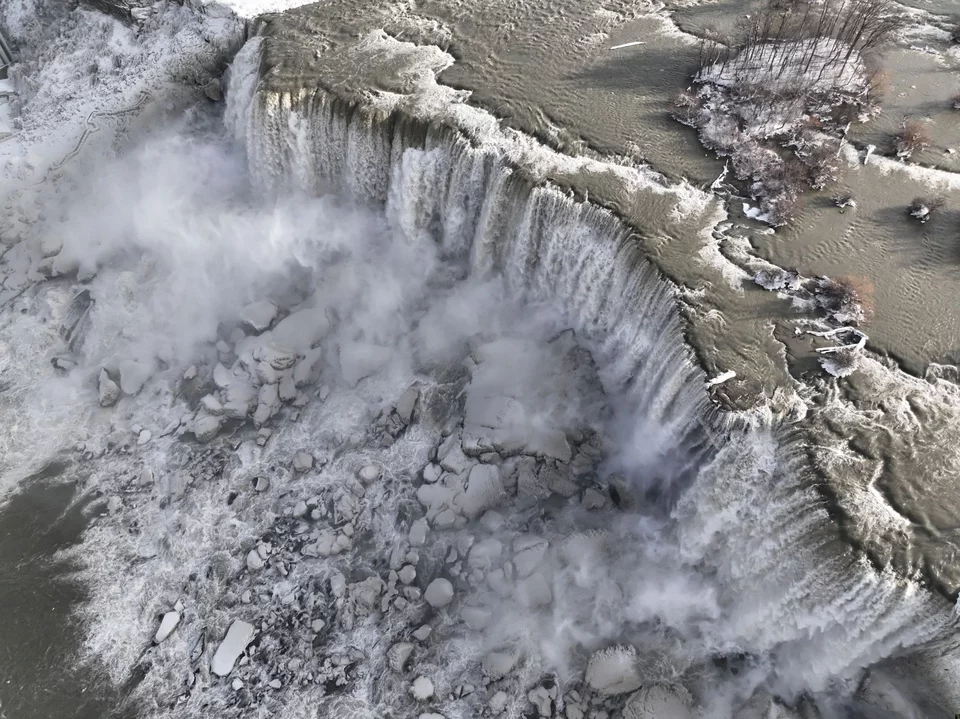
[894, 119, 931, 159]
[819, 275, 875, 323]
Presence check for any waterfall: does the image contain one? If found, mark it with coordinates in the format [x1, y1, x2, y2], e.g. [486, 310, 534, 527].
[232, 42, 960, 702]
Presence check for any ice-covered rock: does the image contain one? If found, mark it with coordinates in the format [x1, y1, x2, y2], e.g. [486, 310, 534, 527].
[623, 685, 693, 719]
[424, 578, 454, 608]
[294, 346, 325, 387]
[238, 299, 277, 334]
[358, 465, 381, 484]
[292, 451, 314, 473]
[489, 691, 509, 714]
[395, 387, 419, 423]
[513, 536, 549, 578]
[213, 363, 233, 389]
[410, 676, 434, 700]
[246, 549, 264, 571]
[516, 573, 552, 607]
[482, 648, 520, 679]
[456, 464, 505, 518]
[211, 620, 256, 677]
[118, 359, 152, 395]
[154, 611, 180, 643]
[409, 518, 429, 546]
[253, 382, 280, 427]
[423, 464, 442, 483]
[388, 641, 414, 672]
[585, 645, 642, 696]
[98, 369, 120, 407]
[193, 414, 222, 443]
[339, 341, 391, 386]
[272, 306, 330, 352]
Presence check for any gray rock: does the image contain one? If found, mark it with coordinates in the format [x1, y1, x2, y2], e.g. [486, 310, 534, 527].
[423, 464, 442, 483]
[395, 387, 419, 423]
[211, 621, 256, 677]
[399, 565, 417, 585]
[292, 451, 314, 473]
[424, 578, 454, 608]
[412, 624, 432, 641]
[98, 369, 120, 407]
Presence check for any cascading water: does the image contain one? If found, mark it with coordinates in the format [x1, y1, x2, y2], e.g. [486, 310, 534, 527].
[234, 35, 960, 714]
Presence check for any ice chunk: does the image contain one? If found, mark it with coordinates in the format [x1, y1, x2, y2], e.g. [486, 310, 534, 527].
[211, 621, 256, 677]
[154, 611, 180, 643]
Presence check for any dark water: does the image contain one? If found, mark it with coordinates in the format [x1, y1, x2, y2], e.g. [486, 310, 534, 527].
[0, 461, 130, 719]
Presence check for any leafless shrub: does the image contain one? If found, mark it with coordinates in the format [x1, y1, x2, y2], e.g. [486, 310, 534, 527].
[817, 275, 875, 324]
[907, 195, 945, 223]
[894, 119, 931, 159]
[672, 90, 701, 125]
[820, 346, 861, 377]
[796, 136, 842, 189]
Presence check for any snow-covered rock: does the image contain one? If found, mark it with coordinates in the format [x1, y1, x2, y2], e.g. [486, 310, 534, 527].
[424, 578, 454, 608]
[98, 369, 120, 407]
[585, 645, 642, 695]
[238, 299, 277, 334]
[410, 676, 435, 700]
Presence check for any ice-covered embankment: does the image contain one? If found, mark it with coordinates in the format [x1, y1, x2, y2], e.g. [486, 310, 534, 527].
[228, 24, 960, 715]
